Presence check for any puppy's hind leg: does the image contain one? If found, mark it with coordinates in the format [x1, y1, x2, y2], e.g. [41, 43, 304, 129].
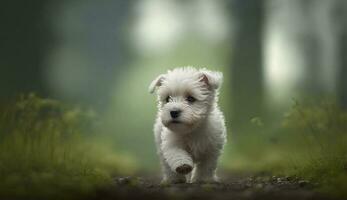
[191, 154, 219, 183]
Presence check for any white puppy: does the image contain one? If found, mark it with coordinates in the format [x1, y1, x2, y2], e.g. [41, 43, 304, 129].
[149, 67, 227, 184]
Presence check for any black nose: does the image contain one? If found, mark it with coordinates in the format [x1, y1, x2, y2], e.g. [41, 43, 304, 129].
[170, 110, 181, 118]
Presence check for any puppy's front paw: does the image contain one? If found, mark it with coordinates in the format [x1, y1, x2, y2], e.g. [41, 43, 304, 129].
[176, 164, 192, 175]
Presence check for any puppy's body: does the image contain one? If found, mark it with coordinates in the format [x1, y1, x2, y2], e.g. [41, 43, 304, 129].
[150, 67, 227, 183]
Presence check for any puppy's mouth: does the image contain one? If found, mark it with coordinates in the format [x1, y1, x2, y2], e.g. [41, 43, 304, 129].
[170, 120, 182, 124]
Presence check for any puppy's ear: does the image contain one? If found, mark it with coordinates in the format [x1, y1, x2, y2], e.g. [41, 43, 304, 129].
[149, 74, 165, 94]
[199, 69, 223, 90]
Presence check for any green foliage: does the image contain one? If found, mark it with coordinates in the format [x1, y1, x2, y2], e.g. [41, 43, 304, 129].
[282, 100, 347, 196]
[0, 94, 136, 199]
[228, 100, 347, 197]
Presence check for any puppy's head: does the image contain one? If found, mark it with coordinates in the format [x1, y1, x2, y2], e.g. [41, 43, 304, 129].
[149, 67, 223, 134]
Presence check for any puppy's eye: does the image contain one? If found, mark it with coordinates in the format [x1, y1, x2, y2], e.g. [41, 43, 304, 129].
[165, 96, 171, 103]
[186, 96, 196, 103]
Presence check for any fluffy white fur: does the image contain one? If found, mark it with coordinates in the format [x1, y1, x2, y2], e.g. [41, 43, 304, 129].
[149, 67, 227, 184]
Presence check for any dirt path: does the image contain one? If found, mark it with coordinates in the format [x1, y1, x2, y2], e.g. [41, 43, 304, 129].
[89, 174, 333, 200]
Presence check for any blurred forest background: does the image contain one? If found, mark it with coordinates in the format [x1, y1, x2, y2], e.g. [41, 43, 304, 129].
[1, 0, 347, 198]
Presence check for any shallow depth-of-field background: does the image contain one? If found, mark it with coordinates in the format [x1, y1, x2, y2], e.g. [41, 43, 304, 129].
[1, 0, 347, 199]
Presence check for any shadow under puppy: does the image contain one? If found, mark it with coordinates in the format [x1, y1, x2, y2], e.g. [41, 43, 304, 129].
[149, 67, 227, 184]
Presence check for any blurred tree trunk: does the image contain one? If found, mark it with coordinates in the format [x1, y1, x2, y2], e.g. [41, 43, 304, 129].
[0, 0, 53, 97]
[301, 0, 321, 94]
[299, 0, 322, 95]
[335, 0, 347, 109]
[336, 27, 347, 108]
[229, 0, 265, 134]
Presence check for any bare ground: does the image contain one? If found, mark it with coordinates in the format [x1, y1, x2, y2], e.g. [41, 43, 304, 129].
[88, 173, 336, 200]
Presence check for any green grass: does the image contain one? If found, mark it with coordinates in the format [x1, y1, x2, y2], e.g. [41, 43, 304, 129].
[227, 99, 347, 197]
[282, 100, 347, 196]
[0, 94, 136, 199]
